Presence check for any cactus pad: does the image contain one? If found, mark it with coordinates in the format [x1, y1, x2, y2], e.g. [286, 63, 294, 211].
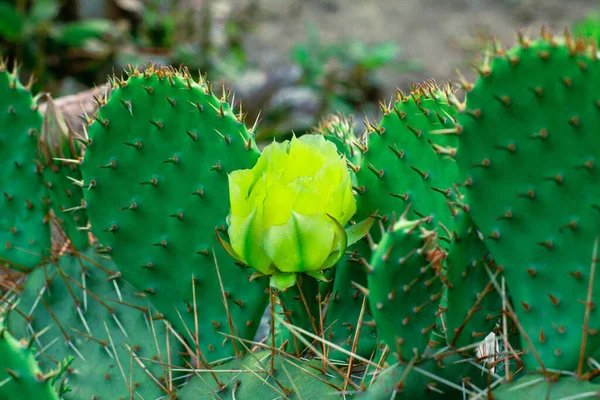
[323, 243, 378, 361]
[0, 63, 51, 271]
[360, 352, 486, 400]
[0, 324, 60, 400]
[354, 82, 459, 242]
[39, 96, 89, 249]
[492, 375, 600, 399]
[368, 217, 447, 362]
[177, 350, 346, 399]
[7, 248, 184, 399]
[80, 66, 269, 360]
[454, 34, 600, 371]
[444, 211, 501, 348]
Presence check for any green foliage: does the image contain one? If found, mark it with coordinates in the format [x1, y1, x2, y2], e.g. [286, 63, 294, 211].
[0, 2, 26, 41]
[454, 35, 600, 371]
[291, 25, 405, 116]
[0, 63, 51, 271]
[50, 19, 116, 49]
[573, 8, 600, 44]
[80, 66, 269, 361]
[0, 0, 121, 91]
[0, 324, 59, 400]
[8, 247, 184, 399]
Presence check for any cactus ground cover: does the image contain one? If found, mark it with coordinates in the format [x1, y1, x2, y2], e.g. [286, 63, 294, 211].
[1, 28, 600, 399]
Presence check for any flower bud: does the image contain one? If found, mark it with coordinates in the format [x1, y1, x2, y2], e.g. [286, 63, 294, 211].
[225, 134, 360, 289]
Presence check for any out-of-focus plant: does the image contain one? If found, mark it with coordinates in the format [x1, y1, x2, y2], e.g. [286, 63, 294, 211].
[572, 3, 600, 44]
[0, 0, 125, 91]
[291, 24, 420, 119]
[116, 0, 256, 83]
[258, 24, 420, 140]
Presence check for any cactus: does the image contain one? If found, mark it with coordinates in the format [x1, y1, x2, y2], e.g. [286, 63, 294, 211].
[444, 210, 502, 349]
[2, 24, 600, 400]
[0, 61, 51, 271]
[0, 324, 61, 400]
[368, 214, 447, 362]
[354, 81, 460, 241]
[359, 351, 487, 400]
[492, 375, 600, 399]
[272, 276, 324, 355]
[453, 32, 600, 372]
[321, 244, 379, 361]
[177, 350, 347, 399]
[311, 115, 378, 360]
[312, 113, 362, 166]
[79, 65, 269, 361]
[38, 96, 90, 250]
[7, 247, 184, 399]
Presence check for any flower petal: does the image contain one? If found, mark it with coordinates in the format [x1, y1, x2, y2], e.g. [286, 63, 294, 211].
[253, 139, 290, 179]
[283, 135, 327, 180]
[263, 181, 299, 226]
[228, 208, 274, 275]
[264, 212, 335, 273]
[228, 169, 256, 218]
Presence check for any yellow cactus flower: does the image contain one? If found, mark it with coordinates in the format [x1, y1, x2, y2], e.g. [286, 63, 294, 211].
[223, 134, 371, 290]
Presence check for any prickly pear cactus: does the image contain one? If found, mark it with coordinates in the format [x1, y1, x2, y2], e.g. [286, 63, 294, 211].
[0, 324, 60, 400]
[7, 248, 184, 399]
[38, 96, 89, 249]
[492, 375, 600, 399]
[322, 242, 379, 361]
[177, 351, 346, 399]
[360, 352, 486, 399]
[368, 215, 447, 362]
[309, 114, 378, 360]
[80, 66, 269, 361]
[454, 32, 600, 371]
[444, 210, 502, 348]
[354, 81, 460, 241]
[0, 62, 51, 271]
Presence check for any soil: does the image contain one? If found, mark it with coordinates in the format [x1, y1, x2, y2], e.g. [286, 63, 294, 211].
[246, 0, 598, 93]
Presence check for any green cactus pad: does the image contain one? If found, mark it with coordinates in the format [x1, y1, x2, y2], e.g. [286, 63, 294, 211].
[492, 375, 600, 399]
[323, 243, 378, 361]
[360, 352, 487, 400]
[0, 63, 51, 271]
[39, 96, 89, 249]
[80, 66, 269, 361]
[444, 211, 502, 348]
[354, 81, 460, 242]
[7, 248, 184, 399]
[454, 34, 600, 371]
[368, 217, 447, 362]
[0, 325, 60, 400]
[177, 350, 346, 399]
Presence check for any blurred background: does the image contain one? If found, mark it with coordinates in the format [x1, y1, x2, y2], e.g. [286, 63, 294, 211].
[1, 0, 599, 141]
